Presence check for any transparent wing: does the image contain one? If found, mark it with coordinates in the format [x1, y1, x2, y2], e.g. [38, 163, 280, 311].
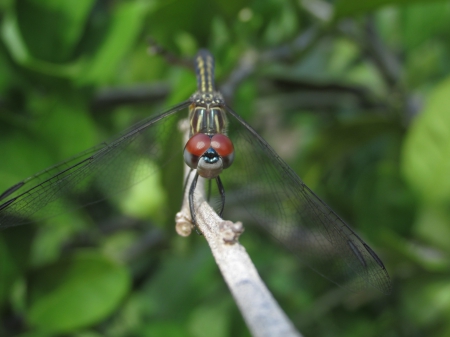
[0, 101, 191, 229]
[222, 105, 392, 294]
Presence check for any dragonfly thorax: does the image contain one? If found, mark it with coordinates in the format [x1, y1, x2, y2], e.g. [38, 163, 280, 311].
[188, 98, 227, 135]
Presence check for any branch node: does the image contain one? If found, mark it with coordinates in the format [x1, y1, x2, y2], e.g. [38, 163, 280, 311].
[175, 212, 193, 237]
[219, 220, 244, 244]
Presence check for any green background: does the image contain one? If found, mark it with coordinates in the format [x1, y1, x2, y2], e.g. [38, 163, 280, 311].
[1, 0, 450, 336]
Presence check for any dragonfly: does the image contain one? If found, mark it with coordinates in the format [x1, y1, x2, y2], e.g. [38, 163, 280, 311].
[0, 50, 391, 294]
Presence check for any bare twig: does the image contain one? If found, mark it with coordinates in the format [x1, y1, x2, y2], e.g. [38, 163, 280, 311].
[196, 205, 302, 337]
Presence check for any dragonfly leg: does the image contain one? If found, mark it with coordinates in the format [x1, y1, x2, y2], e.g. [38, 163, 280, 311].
[188, 172, 202, 234]
[216, 175, 225, 217]
[182, 168, 195, 197]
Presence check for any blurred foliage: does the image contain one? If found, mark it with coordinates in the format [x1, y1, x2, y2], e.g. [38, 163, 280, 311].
[0, 0, 450, 336]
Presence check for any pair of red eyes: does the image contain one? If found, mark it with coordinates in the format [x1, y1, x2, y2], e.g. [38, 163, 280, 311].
[185, 133, 234, 157]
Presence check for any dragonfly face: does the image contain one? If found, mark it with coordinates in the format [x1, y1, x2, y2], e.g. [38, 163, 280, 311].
[183, 132, 234, 178]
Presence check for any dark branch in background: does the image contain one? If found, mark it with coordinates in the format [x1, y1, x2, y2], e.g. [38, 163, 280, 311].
[89, 79, 383, 115]
[90, 39, 195, 112]
[219, 50, 258, 102]
[260, 78, 387, 112]
[260, 26, 323, 63]
[338, 17, 423, 121]
[61, 216, 165, 254]
[90, 28, 355, 113]
[364, 17, 422, 121]
[122, 228, 165, 262]
[91, 23, 403, 116]
[220, 26, 324, 100]
[337, 18, 402, 92]
[147, 38, 194, 70]
[363, 17, 402, 89]
[91, 83, 170, 111]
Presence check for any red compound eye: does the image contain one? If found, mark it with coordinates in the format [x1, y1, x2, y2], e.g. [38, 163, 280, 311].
[185, 133, 211, 156]
[211, 134, 234, 157]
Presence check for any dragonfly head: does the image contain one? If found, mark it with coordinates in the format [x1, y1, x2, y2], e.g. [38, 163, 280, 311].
[184, 133, 234, 179]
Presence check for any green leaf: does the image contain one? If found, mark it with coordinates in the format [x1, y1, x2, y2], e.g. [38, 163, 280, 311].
[72, 332, 103, 337]
[0, 12, 83, 77]
[401, 76, 450, 202]
[0, 133, 54, 193]
[413, 205, 450, 252]
[304, 116, 399, 176]
[0, 226, 34, 307]
[145, 0, 245, 51]
[31, 97, 97, 160]
[113, 159, 167, 220]
[26, 251, 131, 333]
[335, 0, 449, 18]
[353, 162, 415, 238]
[11, 332, 55, 337]
[77, 1, 155, 85]
[16, 0, 95, 62]
[402, 2, 450, 50]
[1, 12, 28, 62]
[187, 300, 232, 337]
[136, 321, 187, 337]
[403, 279, 450, 326]
[141, 245, 218, 319]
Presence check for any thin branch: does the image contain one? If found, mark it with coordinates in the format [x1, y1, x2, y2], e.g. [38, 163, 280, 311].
[220, 49, 258, 102]
[91, 83, 170, 111]
[364, 17, 402, 88]
[262, 78, 387, 111]
[260, 26, 323, 63]
[220, 27, 323, 101]
[147, 38, 194, 70]
[338, 18, 402, 90]
[175, 120, 303, 337]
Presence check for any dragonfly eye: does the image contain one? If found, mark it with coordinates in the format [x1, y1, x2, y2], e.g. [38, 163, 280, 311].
[211, 134, 234, 169]
[185, 133, 211, 156]
[184, 133, 211, 169]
